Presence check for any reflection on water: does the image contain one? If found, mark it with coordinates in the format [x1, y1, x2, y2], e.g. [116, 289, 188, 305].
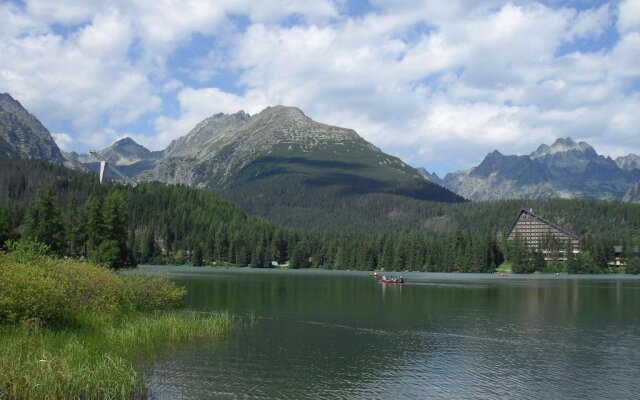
[137, 267, 640, 399]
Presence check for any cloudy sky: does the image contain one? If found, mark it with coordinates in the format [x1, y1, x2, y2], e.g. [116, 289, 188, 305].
[1, 0, 639, 175]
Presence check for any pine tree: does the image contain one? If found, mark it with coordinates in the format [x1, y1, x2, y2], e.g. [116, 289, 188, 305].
[192, 246, 204, 266]
[102, 191, 130, 267]
[85, 196, 105, 252]
[565, 242, 580, 274]
[22, 186, 64, 253]
[0, 203, 13, 249]
[141, 229, 155, 263]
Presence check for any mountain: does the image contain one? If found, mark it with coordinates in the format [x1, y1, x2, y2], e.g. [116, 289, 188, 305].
[443, 137, 640, 201]
[0, 93, 65, 164]
[616, 154, 640, 171]
[624, 183, 640, 203]
[416, 167, 444, 185]
[77, 137, 163, 178]
[143, 105, 464, 231]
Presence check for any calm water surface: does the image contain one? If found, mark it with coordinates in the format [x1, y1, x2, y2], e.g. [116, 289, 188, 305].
[137, 266, 640, 399]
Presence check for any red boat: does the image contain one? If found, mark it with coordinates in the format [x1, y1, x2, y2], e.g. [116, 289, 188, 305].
[380, 276, 404, 284]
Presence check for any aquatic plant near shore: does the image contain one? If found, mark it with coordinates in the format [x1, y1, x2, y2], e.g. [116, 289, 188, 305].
[0, 253, 233, 399]
[0, 312, 232, 399]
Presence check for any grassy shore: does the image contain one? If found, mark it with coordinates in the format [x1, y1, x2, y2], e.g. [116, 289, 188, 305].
[0, 242, 232, 399]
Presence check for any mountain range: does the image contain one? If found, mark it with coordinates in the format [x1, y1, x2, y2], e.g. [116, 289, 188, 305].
[1, 92, 639, 212]
[0, 93, 465, 231]
[420, 137, 640, 202]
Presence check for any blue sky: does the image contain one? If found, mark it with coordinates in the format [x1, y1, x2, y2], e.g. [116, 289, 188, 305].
[1, 0, 639, 176]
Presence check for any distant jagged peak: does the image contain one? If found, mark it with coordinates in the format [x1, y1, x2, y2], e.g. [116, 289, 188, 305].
[112, 136, 141, 146]
[0, 92, 18, 106]
[530, 137, 597, 159]
[196, 110, 251, 129]
[258, 105, 308, 118]
[96, 136, 162, 165]
[416, 167, 444, 185]
[616, 153, 640, 171]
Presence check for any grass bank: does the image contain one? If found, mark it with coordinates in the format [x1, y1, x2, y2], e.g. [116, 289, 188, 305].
[0, 241, 233, 399]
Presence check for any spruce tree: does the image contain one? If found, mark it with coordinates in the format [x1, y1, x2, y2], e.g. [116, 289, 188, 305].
[102, 191, 130, 267]
[22, 186, 64, 253]
[0, 203, 13, 249]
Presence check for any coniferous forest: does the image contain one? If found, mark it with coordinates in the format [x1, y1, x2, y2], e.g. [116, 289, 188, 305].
[1, 159, 639, 273]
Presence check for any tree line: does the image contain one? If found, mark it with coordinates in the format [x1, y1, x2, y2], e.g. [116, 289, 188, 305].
[0, 159, 638, 273]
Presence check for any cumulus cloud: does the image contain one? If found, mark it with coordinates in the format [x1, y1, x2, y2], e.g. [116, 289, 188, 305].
[0, 0, 638, 173]
[51, 132, 74, 151]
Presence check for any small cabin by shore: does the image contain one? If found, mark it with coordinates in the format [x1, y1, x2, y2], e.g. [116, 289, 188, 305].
[507, 209, 580, 258]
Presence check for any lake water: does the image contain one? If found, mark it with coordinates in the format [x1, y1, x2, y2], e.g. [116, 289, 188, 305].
[138, 266, 640, 399]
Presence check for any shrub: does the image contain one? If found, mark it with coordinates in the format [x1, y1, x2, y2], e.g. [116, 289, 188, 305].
[2, 239, 51, 264]
[0, 255, 186, 328]
[120, 275, 186, 312]
[626, 257, 640, 275]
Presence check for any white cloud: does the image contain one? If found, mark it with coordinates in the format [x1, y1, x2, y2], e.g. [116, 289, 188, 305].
[617, 0, 640, 34]
[52, 132, 73, 151]
[567, 4, 611, 40]
[0, 5, 160, 149]
[0, 0, 638, 173]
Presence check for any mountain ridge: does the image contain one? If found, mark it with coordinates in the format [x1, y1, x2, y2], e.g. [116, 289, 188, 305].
[0, 94, 464, 232]
[0, 93, 66, 164]
[437, 137, 639, 201]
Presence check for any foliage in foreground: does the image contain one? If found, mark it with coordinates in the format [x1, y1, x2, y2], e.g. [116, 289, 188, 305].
[0, 249, 184, 327]
[0, 312, 232, 399]
[0, 252, 232, 399]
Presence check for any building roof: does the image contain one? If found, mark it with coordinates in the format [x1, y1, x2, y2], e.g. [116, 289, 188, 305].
[507, 208, 581, 241]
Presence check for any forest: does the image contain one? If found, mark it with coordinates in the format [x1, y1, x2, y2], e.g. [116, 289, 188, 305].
[1, 159, 639, 273]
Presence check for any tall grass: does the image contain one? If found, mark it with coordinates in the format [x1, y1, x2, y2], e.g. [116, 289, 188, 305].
[0, 248, 233, 399]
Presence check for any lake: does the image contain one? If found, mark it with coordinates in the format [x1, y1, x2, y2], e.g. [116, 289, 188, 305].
[137, 266, 640, 399]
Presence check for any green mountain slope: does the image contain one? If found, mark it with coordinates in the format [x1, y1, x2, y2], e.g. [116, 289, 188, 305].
[146, 106, 464, 231]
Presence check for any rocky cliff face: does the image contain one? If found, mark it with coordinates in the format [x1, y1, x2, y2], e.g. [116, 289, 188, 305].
[442, 137, 639, 201]
[623, 183, 640, 203]
[616, 154, 640, 172]
[0, 93, 65, 164]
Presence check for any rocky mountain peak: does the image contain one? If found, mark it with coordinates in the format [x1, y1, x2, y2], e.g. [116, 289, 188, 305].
[260, 105, 308, 118]
[98, 136, 159, 165]
[195, 110, 250, 130]
[0, 92, 65, 163]
[441, 136, 637, 201]
[0, 93, 20, 110]
[112, 137, 138, 147]
[531, 137, 597, 159]
[616, 153, 640, 171]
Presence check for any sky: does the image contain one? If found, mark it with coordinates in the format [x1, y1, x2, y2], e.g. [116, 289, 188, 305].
[1, 0, 639, 176]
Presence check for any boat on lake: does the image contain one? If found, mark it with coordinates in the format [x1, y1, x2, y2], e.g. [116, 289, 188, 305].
[380, 276, 404, 284]
[370, 272, 380, 276]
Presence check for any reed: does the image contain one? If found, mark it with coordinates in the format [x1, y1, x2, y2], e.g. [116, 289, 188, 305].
[0, 252, 233, 399]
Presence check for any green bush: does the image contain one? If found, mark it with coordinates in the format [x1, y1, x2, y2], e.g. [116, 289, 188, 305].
[0, 254, 186, 328]
[120, 275, 186, 312]
[626, 257, 640, 275]
[2, 239, 51, 264]
[0, 247, 232, 399]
